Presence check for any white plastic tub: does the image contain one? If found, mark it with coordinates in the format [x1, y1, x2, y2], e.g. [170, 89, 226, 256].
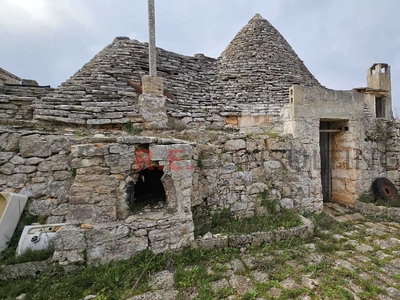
[16, 223, 65, 255]
[0, 192, 28, 253]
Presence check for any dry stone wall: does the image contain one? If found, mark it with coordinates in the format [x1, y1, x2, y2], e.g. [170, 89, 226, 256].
[188, 128, 323, 215]
[381, 119, 400, 189]
[0, 128, 196, 264]
[0, 130, 77, 223]
[0, 86, 53, 121]
[1, 119, 399, 264]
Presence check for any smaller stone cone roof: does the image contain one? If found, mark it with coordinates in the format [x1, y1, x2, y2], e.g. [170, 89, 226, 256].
[213, 13, 320, 115]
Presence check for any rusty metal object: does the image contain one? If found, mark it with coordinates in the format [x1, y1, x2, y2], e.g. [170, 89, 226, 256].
[372, 178, 398, 201]
[127, 81, 143, 94]
[163, 89, 175, 100]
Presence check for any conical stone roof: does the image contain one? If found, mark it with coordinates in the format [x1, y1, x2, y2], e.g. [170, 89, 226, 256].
[34, 37, 215, 124]
[213, 13, 320, 117]
[33, 14, 321, 125]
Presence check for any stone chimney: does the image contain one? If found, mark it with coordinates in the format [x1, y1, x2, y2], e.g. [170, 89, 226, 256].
[366, 63, 392, 119]
[139, 75, 168, 129]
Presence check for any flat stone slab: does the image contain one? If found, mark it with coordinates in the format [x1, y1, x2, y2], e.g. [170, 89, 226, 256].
[333, 213, 364, 223]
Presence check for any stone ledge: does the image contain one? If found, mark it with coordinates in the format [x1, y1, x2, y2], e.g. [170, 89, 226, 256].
[355, 200, 400, 221]
[193, 216, 314, 250]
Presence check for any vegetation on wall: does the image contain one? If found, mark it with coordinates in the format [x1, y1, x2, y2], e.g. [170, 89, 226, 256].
[192, 201, 301, 238]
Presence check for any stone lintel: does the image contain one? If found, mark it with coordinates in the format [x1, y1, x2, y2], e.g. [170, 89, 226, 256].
[141, 75, 163, 94]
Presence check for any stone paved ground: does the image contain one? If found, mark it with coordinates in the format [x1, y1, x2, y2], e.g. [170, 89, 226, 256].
[127, 203, 400, 300]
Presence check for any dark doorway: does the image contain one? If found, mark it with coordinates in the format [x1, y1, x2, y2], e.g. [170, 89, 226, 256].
[320, 122, 332, 202]
[375, 96, 385, 118]
[126, 167, 166, 213]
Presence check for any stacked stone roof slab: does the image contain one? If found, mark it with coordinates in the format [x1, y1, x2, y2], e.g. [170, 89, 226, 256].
[33, 14, 321, 126]
[0, 67, 21, 87]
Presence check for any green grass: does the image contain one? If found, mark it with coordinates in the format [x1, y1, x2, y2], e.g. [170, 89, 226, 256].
[242, 289, 258, 300]
[1, 249, 167, 300]
[123, 121, 142, 135]
[0, 247, 245, 300]
[358, 193, 400, 207]
[3, 245, 55, 265]
[193, 207, 302, 237]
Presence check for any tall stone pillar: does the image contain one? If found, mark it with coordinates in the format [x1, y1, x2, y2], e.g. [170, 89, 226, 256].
[148, 0, 157, 77]
[139, 76, 168, 129]
[139, 0, 168, 129]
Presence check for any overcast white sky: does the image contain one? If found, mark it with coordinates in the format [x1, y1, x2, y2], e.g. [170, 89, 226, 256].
[1, 0, 399, 113]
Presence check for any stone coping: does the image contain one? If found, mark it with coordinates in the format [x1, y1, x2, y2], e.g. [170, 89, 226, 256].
[355, 200, 400, 221]
[193, 216, 314, 250]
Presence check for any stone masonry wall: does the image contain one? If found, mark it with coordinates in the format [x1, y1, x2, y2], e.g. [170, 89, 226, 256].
[0, 85, 53, 121]
[285, 85, 399, 206]
[188, 127, 323, 215]
[0, 128, 195, 264]
[382, 119, 400, 189]
[0, 130, 77, 223]
[2, 120, 399, 264]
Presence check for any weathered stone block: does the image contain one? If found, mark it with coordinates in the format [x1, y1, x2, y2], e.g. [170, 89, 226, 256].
[220, 163, 237, 174]
[52, 203, 69, 216]
[141, 75, 163, 94]
[0, 162, 14, 174]
[87, 119, 112, 125]
[266, 138, 286, 150]
[149, 145, 168, 160]
[10, 155, 25, 165]
[38, 155, 70, 171]
[0, 133, 21, 152]
[49, 181, 71, 202]
[87, 236, 148, 265]
[194, 236, 229, 250]
[71, 143, 109, 157]
[14, 165, 37, 173]
[68, 204, 117, 223]
[7, 173, 27, 188]
[225, 116, 238, 126]
[76, 166, 110, 175]
[139, 94, 168, 129]
[71, 157, 104, 168]
[0, 152, 14, 163]
[53, 225, 86, 251]
[19, 134, 53, 158]
[117, 136, 157, 144]
[109, 144, 133, 154]
[280, 198, 294, 209]
[104, 154, 133, 173]
[225, 139, 246, 151]
[25, 157, 45, 165]
[19, 183, 47, 198]
[53, 170, 71, 181]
